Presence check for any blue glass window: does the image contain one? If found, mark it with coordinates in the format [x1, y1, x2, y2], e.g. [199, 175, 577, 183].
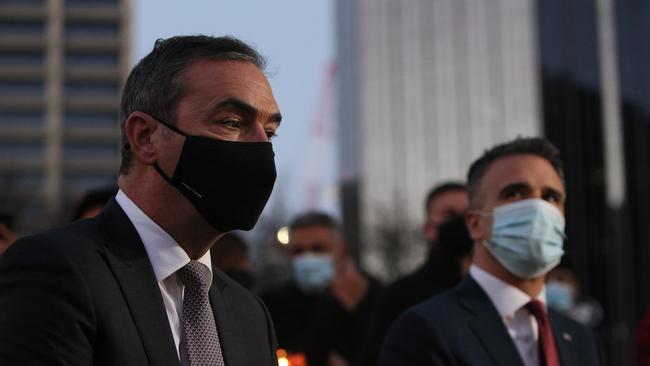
[64, 81, 118, 97]
[0, 21, 45, 36]
[65, 51, 118, 67]
[64, 111, 118, 127]
[0, 142, 43, 158]
[0, 0, 44, 4]
[64, 141, 119, 158]
[65, 22, 118, 37]
[0, 51, 44, 66]
[0, 111, 44, 127]
[0, 81, 44, 97]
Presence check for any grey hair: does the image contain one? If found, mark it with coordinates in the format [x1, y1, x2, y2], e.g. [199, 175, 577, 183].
[119, 35, 266, 175]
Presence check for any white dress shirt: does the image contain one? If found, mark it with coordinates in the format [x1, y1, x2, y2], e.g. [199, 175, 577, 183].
[115, 190, 213, 364]
[470, 265, 547, 366]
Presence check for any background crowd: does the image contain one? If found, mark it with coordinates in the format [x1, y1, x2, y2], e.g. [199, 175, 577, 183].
[1, 146, 648, 365]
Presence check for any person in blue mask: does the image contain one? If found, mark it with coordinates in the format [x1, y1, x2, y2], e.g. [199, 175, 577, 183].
[546, 259, 603, 329]
[357, 183, 471, 366]
[261, 211, 382, 366]
[380, 137, 605, 366]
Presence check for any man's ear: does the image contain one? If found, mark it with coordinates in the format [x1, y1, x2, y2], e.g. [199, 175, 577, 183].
[465, 210, 484, 242]
[338, 241, 350, 259]
[123, 111, 159, 166]
[422, 221, 437, 243]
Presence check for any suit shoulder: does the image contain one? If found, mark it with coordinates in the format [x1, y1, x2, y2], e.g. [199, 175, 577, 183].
[0, 220, 109, 289]
[407, 286, 464, 319]
[549, 310, 605, 364]
[214, 269, 269, 315]
[213, 270, 277, 347]
[383, 270, 422, 297]
[383, 285, 467, 345]
[380, 287, 464, 366]
[259, 282, 297, 305]
[7, 219, 104, 257]
[549, 309, 597, 339]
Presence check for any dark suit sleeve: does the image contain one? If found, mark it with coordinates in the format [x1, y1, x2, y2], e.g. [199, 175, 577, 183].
[379, 310, 456, 366]
[578, 323, 607, 366]
[596, 331, 607, 366]
[637, 309, 650, 366]
[356, 286, 407, 366]
[0, 237, 95, 365]
[591, 326, 607, 366]
[257, 296, 279, 364]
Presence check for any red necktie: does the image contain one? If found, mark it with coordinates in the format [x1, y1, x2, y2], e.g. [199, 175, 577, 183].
[526, 300, 560, 366]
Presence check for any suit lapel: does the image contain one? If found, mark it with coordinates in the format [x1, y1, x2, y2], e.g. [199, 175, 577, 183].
[548, 311, 579, 366]
[97, 200, 179, 366]
[209, 272, 242, 365]
[459, 277, 526, 366]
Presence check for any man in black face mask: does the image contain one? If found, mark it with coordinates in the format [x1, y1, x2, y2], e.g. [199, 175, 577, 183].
[0, 36, 281, 366]
[357, 182, 470, 366]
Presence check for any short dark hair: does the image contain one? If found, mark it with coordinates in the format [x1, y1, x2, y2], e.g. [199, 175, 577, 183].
[424, 182, 467, 215]
[289, 211, 341, 234]
[72, 186, 118, 221]
[210, 233, 249, 270]
[0, 211, 15, 231]
[437, 215, 474, 258]
[119, 35, 267, 175]
[467, 137, 564, 207]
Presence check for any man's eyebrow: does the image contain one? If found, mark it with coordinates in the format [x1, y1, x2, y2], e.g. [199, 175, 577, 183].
[210, 97, 282, 124]
[498, 182, 529, 196]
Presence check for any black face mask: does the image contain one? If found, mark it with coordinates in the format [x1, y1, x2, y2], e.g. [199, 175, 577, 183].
[151, 118, 276, 232]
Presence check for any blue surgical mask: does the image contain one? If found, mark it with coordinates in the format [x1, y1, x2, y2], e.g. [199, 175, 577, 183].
[546, 280, 575, 313]
[292, 253, 334, 293]
[482, 199, 566, 279]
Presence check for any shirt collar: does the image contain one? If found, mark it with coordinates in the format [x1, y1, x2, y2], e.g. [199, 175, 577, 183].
[469, 264, 546, 318]
[115, 190, 212, 284]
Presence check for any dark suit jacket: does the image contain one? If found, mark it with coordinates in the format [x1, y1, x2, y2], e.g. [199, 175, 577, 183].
[357, 246, 462, 366]
[380, 276, 605, 366]
[0, 200, 277, 366]
[261, 278, 381, 366]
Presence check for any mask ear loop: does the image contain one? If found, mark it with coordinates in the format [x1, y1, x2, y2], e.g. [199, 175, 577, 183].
[122, 114, 188, 151]
[151, 116, 189, 137]
[121, 114, 190, 190]
[153, 163, 175, 185]
[468, 209, 493, 250]
[147, 115, 191, 191]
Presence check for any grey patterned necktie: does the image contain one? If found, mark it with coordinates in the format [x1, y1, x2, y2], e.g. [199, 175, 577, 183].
[177, 261, 225, 366]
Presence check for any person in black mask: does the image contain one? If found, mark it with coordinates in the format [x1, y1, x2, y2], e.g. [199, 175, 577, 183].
[0, 211, 16, 257]
[0, 35, 281, 365]
[211, 233, 255, 291]
[357, 182, 470, 366]
[71, 186, 118, 220]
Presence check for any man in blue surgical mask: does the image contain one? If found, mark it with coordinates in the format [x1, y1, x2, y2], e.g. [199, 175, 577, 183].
[262, 211, 382, 366]
[380, 137, 605, 366]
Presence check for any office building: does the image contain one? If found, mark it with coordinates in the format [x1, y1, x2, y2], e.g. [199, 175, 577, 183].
[0, 0, 130, 232]
[337, 0, 541, 275]
[337, 0, 649, 362]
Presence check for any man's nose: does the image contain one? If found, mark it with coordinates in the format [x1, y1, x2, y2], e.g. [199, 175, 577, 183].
[240, 123, 270, 142]
[531, 189, 545, 200]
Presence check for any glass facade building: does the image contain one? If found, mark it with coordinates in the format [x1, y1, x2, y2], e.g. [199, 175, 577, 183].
[337, 0, 650, 362]
[337, 0, 542, 278]
[0, 0, 130, 232]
